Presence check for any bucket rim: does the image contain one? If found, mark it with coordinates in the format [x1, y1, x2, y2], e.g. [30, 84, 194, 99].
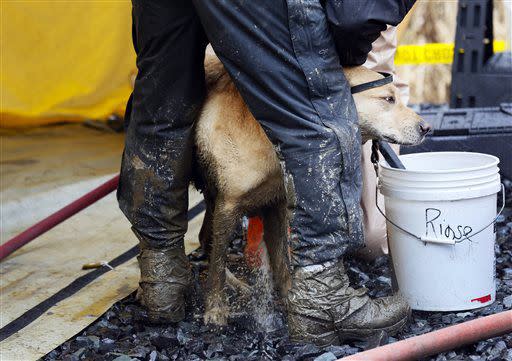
[380, 151, 499, 174]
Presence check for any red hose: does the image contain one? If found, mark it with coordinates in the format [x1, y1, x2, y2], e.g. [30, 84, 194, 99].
[0, 175, 120, 261]
[339, 310, 512, 361]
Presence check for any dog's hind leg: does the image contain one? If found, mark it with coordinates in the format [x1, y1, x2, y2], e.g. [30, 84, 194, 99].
[204, 197, 239, 325]
[262, 201, 291, 299]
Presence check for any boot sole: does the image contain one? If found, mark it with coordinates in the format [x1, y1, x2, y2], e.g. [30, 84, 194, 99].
[337, 315, 410, 344]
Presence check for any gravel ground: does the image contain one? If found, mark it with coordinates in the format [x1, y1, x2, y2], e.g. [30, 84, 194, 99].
[44, 179, 512, 361]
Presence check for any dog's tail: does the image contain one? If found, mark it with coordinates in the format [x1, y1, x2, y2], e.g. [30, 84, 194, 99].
[190, 123, 205, 193]
[204, 52, 227, 91]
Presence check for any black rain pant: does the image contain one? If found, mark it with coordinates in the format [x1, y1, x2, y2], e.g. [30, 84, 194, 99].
[118, 0, 364, 267]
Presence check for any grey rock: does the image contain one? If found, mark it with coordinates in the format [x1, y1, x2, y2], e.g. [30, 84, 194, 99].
[441, 315, 452, 324]
[476, 341, 491, 353]
[324, 345, 352, 357]
[314, 352, 337, 361]
[149, 350, 158, 361]
[150, 331, 179, 349]
[62, 355, 80, 361]
[503, 349, 512, 361]
[293, 344, 322, 359]
[72, 348, 85, 359]
[455, 312, 473, 318]
[177, 328, 193, 345]
[344, 347, 360, 355]
[503, 268, 512, 280]
[376, 276, 391, 286]
[446, 351, 457, 359]
[186, 354, 204, 361]
[87, 335, 100, 349]
[112, 356, 135, 361]
[281, 356, 295, 361]
[156, 352, 171, 361]
[98, 338, 115, 353]
[349, 266, 370, 284]
[489, 340, 507, 358]
[129, 345, 150, 358]
[74, 336, 92, 348]
[205, 342, 224, 358]
[503, 294, 512, 308]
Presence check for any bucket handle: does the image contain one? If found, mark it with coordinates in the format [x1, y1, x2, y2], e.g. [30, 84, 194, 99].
[375, 182, 506, 245]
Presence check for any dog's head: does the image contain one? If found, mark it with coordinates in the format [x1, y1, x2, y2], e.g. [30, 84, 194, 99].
[344, 66, 430, 145]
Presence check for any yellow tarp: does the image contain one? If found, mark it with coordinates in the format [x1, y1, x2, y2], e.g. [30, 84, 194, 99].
[0, 1, 507, 127]
[0, 1, 135, 128]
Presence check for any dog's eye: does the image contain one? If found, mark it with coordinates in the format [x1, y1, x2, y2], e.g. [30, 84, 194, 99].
[384, 96, 395, 104]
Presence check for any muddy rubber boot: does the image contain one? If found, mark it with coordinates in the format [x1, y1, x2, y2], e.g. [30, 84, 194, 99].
[287, 260, 410, 347]
[137, 243, 192, 324]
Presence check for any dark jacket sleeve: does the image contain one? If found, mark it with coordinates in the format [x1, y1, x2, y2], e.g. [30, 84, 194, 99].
[324, 0, 416, 66]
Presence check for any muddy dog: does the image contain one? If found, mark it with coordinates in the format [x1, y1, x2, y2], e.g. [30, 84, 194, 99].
[194, 54, 428, 325]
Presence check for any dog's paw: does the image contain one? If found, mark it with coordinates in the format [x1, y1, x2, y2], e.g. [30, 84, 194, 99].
[204, 292, 229, 326]
[204, 305, 229, 326]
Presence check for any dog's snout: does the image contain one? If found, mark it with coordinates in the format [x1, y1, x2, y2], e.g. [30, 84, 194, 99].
[419, 121, 432, 136]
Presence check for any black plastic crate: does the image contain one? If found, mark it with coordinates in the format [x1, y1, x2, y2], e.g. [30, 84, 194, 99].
[450, 0, 512, 108]
[401, 103, 512, 179]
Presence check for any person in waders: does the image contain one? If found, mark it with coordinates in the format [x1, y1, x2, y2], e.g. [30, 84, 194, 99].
[118, 0, 416, 346]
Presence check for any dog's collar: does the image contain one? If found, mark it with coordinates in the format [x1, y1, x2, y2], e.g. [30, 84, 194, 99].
[350, 72, 393, 94]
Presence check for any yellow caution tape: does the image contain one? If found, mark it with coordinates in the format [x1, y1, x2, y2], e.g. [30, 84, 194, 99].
[395, 40, 507, 65]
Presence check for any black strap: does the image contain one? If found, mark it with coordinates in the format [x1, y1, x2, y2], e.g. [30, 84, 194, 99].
[350, 72, 393, 94]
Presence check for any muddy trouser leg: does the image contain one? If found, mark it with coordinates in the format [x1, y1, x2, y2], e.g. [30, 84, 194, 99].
[192, 0, 410, 346]
[192, 0, 363, 267]
[117, 0, 208, 323]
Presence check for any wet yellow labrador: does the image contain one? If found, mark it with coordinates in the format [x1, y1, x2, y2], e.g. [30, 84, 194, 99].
[194, 54, 428, 325]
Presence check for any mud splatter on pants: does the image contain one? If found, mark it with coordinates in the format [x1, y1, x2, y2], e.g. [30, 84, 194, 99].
[118, 0, 413, 267]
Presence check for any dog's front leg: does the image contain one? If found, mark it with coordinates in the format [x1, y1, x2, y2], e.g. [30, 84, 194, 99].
[204, 197, 239, 326]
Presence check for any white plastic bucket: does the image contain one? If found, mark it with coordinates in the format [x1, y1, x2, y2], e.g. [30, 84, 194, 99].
[378, 152, 502, 311]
